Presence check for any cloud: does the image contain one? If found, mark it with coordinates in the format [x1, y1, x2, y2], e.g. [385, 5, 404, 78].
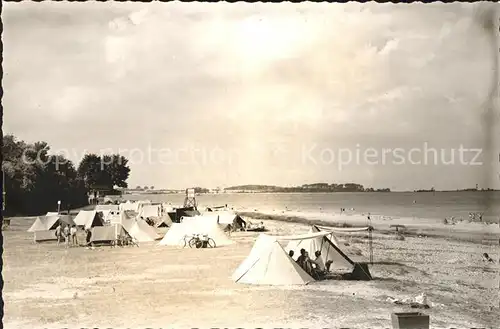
[3, 2, 499, 189]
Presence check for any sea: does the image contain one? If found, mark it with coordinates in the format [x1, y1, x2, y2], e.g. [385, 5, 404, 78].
[123, 191, 500, 224]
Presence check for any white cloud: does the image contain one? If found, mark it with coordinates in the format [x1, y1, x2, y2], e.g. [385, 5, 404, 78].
[3, 2, 499, 189]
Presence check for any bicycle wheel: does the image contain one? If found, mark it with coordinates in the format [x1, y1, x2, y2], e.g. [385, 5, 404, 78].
[188, 237, 198, 248]
[207, 238, 216, 248]
[195, 240, 203, 249]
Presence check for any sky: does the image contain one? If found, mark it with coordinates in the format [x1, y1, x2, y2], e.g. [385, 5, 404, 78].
[3, 2, 500, 191]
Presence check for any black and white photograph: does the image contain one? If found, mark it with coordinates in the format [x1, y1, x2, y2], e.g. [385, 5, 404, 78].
[2, 1, 500, 328]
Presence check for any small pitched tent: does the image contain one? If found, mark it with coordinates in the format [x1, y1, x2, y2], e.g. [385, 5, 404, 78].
[28, 216, 60, 232]
[58, 215, 76, 227]
[75, 211, 105, 230]
[29, 215, 75, 242]
[158, 217, 233, 247]
[138, 204, 161, 218]
[91, 223, 129, 244]
[158, 223, 186, 246]
[74, 210, 97, 227]
[134, 200, 152, 213]
[285, 225, 354, 271]
[34, 230, 58, 242]
[128, 220, 159, 242]
[95, 204, 119, 212]
[168, 207, 200, 223]
[104, 210, 122, 224]
[119, 200, 137, 212]
[232, 234, 314, 285]
[201, 211, 238, 225]
[154, 215, 173, 228]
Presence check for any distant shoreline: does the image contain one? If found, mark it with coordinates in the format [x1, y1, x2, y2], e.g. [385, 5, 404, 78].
[124, 190, 500, 195]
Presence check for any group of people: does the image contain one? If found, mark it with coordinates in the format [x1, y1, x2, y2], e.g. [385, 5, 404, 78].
[289, 248, 333, 280]
[469, 212, 483, 221]
[54, 223, 78, 247]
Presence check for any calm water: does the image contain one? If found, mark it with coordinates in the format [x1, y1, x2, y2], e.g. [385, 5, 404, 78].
[123, 191, 500, 223]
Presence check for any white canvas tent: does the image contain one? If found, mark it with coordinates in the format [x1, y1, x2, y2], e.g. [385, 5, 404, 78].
[117, 212, 159, 242]
[128, 220, 159, 242]
[74, 210, 96, 227]
[119, 200, 137, 212]
[73, 210, 105, 230]
[46, 212, 59, 217]
[285, 225, 355, 271]
[104, 210, 122, 224]
[134, 200, 152, 213]
[138, 204, 161, 218]
[91, 223, 129, 244]
[232, 233, 323, 286]
[158, 216, 233, 247]
[200, 210, 239, 225]
[95, 204, 119, 211]
[27, 216, 60, 232]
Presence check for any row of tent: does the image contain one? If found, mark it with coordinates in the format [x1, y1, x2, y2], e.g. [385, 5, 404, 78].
[27, 203, 239, 245]
[27, 202, 371, 286]
[27, 210, 165, 244]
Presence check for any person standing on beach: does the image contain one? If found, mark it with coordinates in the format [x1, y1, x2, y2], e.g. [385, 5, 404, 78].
[70, 225, 78, 246]
[85, 228, 92, 246]
[63, 224, 70, 248]
[55, 224, 62, 246]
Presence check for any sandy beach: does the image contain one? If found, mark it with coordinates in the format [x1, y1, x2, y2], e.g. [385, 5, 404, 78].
[3, 212, 499, 328]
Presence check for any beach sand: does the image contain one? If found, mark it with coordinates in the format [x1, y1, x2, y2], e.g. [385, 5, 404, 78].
[3, 213, 499, 328]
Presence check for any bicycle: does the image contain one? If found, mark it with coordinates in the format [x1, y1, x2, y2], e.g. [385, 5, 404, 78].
[183, 234, 216, 249]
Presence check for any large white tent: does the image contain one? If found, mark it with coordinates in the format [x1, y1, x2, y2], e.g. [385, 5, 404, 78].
[128, 221, 159, 242]
[118, 211, 159, 242]
[119, 200, 137, 212]
[27, 216, 60, 232]
[73, 210, 105, 230]
[138, 204, 161, 218]
[134, 200, 152, 213]
[95, 204, 119, 211]
[201, 210, 239, 225]
[158, 216, 233, 247]
[231, 232, 340, 285]
[104, 210, 123, 224]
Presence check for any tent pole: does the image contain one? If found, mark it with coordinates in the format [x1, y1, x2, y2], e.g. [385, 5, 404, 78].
[368, 214, 373, 265]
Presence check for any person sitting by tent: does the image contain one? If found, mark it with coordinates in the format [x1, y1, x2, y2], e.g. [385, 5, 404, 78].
[288, 250, 295, 260]
[55, 224, 62, 246]
[483, 252, 494, 263]
[314, 251, 326, 272]
[70, 225, 78, 246]
[296, 249, 307, 266]
[296, 249, 318, 278]
[302, 251, 321, 279]
[311, 251, 332, 280]
[232, 215, 247, 232]
[145, 217, 155, 226]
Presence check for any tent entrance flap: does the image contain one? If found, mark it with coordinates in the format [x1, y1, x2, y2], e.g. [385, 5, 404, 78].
[313, 225, 355, 266]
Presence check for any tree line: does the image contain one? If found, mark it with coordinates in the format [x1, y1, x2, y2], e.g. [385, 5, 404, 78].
[224, 183, 391, 192]
[2, 134, 130, 216]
